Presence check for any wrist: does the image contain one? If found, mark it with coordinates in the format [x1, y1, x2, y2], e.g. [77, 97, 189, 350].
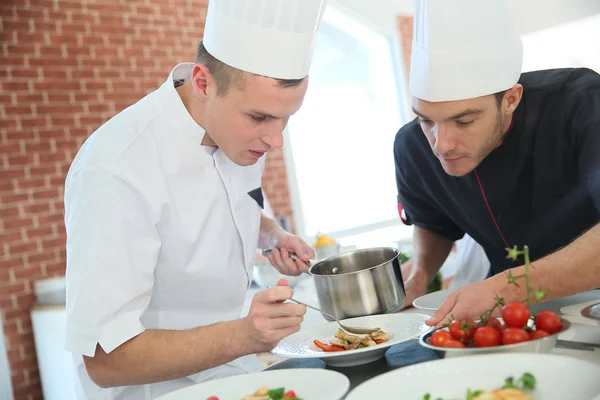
[492, 272, 522, 304]
[224, 318, 254, 357]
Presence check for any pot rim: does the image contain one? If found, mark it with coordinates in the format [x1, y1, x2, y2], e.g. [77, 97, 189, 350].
[308, 246, 401, 277]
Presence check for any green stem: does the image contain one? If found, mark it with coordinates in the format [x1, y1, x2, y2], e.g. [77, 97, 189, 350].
[524, 246, 531, 307]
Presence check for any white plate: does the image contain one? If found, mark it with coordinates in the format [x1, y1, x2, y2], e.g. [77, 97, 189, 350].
[345, 353, 600, 400]
[271, 313, 431, 367]
[412, 288, 451, 311]
[156, 368, 350, 400]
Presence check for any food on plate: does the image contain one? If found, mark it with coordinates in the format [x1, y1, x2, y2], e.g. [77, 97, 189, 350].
[313, 328, 390, 352]
[422, 372, 536, 400]
[206, 386, 301, 400]
[427, 246, 563, 349]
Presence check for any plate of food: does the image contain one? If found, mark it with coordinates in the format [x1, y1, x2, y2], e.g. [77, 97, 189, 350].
[412, 288, 451, 311]
[271, 313, 431, 367]
[155, 368, 350, 400]
[344, 353, 600, 400]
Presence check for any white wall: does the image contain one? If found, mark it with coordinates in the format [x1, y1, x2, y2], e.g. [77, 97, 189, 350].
[331, 0, 600, 38]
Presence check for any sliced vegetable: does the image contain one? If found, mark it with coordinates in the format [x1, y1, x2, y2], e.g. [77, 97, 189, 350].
[313, 339, 344, 352]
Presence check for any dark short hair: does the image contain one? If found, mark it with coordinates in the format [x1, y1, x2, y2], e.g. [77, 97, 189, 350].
[195, 41, 305, 96]
[494, 90, 506, 107]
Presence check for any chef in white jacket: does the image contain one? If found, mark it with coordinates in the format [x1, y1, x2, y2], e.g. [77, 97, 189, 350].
[63, 0, 328, 398]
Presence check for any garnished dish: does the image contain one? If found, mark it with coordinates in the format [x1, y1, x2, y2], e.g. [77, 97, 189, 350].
[423, 373, 536, 400]
[428, 246, 563, 350]
[313, 328, 390, 352]
[206, 387, 301, 400]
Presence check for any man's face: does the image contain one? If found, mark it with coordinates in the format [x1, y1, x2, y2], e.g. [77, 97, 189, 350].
[412, 95, 505, 176]
[203, 73, 308, 166]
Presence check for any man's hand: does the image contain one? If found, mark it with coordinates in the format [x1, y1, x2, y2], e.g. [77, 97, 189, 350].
[241, 279, 306, 354]
[399, 259, 430, 310]
[267, 232, 315, 276]
[426, 277, 506, 327]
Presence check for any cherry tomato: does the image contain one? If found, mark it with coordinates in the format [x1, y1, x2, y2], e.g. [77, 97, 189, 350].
[283, 390, 298, 398]
[442, 339, 467, 348]
[502, 327, 530, 345]
[473, 326, 501, 347]
[479, 317, 505, 332]
[535, 310, 562, 334]
[206, 397, 219, 400]
[529, 329, 550, 340]
[431, 330, 453, 347]
[501, 302, 531, 328]
[449, 320, 478, 342]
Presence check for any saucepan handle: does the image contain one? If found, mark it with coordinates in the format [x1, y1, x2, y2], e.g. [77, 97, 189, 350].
[261, 249, 316, 274]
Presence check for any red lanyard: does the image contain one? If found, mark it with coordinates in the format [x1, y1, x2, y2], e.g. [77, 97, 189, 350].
[473, 168, 522, 265]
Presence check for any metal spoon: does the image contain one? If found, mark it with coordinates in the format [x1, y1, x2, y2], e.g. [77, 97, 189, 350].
[286, 296, 381, 335]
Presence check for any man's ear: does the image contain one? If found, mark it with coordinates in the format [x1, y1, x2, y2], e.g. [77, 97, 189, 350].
[503, 83, 523, 115]
[191, 64, 212, 101]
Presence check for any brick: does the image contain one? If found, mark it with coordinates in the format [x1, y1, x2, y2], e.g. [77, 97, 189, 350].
[15, 93, 44, 104]
[17, 317, 32, 334]
[29, 56, 78, 68]
[0, 141, 21, 154]
[42, 236, 65, 249]
[14, 292, 35, 309]
[13, 384, 43, 400]
[0, 193, 29, 206]
[21, 202, 51, 214]
[26, 226, 54, 239]
[36, 213, 64, 226]
[1, 282, 27, 295]
[36, 105, 83, 115]
[12, 265, 44, 282]
[3, 307, 31, 323]
[9, 241, 39, 256]
[45, 93, 71, 103]
[31, 188, 60, 201]
[1, 81, 30, 92]
[46, 262, 65, 275]
[19, 116, 49, 129]
[16, 177, 47, 192]
[42, 68, 69, 80]
[3, 216, 34, 230]
[6, 153, 36, 167]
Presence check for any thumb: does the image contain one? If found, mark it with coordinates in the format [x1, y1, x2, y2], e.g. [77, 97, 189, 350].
[276, 278, 289, 287]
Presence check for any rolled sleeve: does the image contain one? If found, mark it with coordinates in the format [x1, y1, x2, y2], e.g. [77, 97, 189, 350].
[394, 133, 464, 241]
[64, 165, 160, 357]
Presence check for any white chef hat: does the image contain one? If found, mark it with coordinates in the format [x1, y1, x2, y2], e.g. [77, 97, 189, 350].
[203, 0, 328, 80]
[409, 0, 523, 102]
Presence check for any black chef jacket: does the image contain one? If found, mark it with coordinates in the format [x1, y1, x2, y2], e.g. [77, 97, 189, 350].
[394, 68, 600, 276]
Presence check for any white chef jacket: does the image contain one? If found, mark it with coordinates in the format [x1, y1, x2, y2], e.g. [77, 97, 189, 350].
[448, 235, 491, 290]
[64, 63, 265, 399]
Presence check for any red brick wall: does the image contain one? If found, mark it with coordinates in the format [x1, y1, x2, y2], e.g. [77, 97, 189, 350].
[0, 1, 294, 398]
[397, 15, 414, 78]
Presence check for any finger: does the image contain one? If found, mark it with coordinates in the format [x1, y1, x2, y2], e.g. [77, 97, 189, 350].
[252, 303, 306, 319]
[266, 315, 304, 330]
[304, 244, 315, 260]
[426, 292, 458, 326]
[280, 248, 301, 276]
[293, 257, 309, 274]
[269, 249, 285, 270]
[270, 324, 302, 344]
[256, 286, 293, 304]
[276, 278, 289, 287]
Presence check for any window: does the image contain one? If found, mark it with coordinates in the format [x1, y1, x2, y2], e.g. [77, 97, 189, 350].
[521, 14, 600, 73]
[283, 4, 412, 247]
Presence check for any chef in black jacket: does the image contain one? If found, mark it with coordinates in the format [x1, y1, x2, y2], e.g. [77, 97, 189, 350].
[395, 0, 600, 326]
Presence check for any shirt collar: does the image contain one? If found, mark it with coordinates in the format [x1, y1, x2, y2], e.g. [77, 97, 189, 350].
[158, 62, 207, 145]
